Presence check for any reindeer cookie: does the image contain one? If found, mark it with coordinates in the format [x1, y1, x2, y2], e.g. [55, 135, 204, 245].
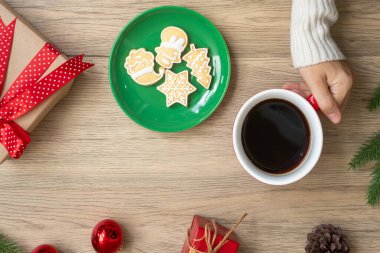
[155, 27, 188, 69]
[183, 44, 212, 89]
[125, 48, 164, 86]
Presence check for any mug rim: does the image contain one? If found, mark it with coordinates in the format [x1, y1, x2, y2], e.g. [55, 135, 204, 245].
[233, 89, 323, 185]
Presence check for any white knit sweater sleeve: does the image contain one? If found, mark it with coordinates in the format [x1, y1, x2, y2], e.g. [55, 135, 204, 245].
[291, 0, 345, 68]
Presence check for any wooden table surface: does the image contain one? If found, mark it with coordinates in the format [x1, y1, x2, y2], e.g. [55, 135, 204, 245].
[1, 1, 380, 252]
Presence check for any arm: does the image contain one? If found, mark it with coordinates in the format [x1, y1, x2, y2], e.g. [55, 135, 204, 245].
[291, 0, 345, 68]
[287, 0, 355, 124]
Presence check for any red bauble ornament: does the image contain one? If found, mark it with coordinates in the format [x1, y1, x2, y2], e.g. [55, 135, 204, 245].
[91, 219, 123, 253]
[31, 244, 58, 253]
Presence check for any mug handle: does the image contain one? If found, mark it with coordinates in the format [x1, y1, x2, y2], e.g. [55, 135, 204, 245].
[307, 95, 320, 111]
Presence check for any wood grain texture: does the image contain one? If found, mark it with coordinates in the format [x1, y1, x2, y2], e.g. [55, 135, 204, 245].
[0, 0, 379, 252]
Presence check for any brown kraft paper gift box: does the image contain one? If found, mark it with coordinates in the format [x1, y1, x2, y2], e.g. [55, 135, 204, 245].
[0, 0, 75, 163]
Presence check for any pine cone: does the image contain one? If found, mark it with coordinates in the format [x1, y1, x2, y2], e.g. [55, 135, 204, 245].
[305, 224, 350, 253]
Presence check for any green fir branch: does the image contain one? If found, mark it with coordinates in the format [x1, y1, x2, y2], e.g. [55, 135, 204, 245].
[0, 234, 23, 253]
[367, 163, 380, 206]
[368, 85, 380, 112]
[351, 86, 380, 206]
[349, 131, 380, 170]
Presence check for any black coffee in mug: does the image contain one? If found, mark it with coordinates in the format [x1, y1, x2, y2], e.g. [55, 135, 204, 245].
[241, 99, 310, 174]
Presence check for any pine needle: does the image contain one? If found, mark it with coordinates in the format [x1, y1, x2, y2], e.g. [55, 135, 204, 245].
[350, 86, 380, 206]
[349, 131, 380, 170]
[368, 85, 380, 111]
[0, 234, 23, 253]
[367, 163, 380, 207]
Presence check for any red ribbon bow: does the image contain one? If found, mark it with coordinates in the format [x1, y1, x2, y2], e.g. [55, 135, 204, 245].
[0, 18, 93, 159]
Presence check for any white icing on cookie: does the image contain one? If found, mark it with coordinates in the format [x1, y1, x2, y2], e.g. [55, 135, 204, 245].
[157, 70, 196, 107]
[182, 44, 212, 89]
[131, 67, 154, 79]
[161, 36, 186, 52]
[155, 27, 188, 69]
[125, 48, 164, 86]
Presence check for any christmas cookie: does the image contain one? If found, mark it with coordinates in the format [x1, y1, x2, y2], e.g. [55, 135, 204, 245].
[157, 70, 196, 107]
[124, 48, 164, 86]
[183, 44, 212, 89]
[155, 26, 188, 69]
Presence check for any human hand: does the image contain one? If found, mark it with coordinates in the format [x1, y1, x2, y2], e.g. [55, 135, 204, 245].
[283, 61, 355, 124]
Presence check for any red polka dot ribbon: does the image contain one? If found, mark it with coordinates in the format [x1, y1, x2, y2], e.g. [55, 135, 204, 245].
[0, 18, 16, 94]
[0, 18, 94, 159]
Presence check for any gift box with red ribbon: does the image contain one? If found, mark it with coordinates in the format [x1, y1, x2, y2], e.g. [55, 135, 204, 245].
[0, 2, 93, 163]
[181, 214, 246, 253]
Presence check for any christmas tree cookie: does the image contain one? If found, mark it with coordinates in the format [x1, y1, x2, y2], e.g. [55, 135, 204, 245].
[183, 44, 212, 89]
[155, 26, 188, 69]
[124, 48, 164, 86]
[157, 70, 196, 107]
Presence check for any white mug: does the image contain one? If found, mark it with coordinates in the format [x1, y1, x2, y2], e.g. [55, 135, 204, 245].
[233, 89, 323, 185]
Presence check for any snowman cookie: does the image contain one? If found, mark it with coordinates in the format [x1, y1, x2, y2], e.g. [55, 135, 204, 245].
[124, 48, 164, 86]
[155, 26, 188, 69]
[183, 44, 212, 89]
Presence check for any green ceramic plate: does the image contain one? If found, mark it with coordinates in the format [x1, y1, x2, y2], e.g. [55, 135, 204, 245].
[109, 6, 231, 132]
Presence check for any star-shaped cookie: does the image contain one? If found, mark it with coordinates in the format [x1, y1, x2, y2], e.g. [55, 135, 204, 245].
[157, 70, 196, 107]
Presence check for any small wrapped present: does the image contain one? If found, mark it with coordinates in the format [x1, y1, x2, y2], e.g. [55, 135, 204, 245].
[0, 2, 93, 163]
[181, 214, 247, 253]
